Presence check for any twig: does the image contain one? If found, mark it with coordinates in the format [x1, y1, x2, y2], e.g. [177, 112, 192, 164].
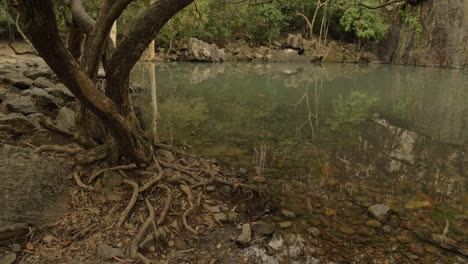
[182, 206, 198, 235]
[88, 163, 137, 183]
[116, 178, 139, 228]
[33, 144, 81, 154]
[73, 172, 94, 191]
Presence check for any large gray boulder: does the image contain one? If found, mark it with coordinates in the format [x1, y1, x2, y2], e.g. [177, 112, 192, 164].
[3, 94, 37, 115]
[0, 145, 68, 241]
[45, 84, 75, 103]
[182, 38, 226, 62]
[0, 113, 37, 134]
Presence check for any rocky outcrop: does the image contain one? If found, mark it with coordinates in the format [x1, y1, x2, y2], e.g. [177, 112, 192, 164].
[179, 38, 227, 62]
[380, 0, 468, 68]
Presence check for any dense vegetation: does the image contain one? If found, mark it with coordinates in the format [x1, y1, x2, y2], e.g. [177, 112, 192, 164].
[1, 0, 423, 46]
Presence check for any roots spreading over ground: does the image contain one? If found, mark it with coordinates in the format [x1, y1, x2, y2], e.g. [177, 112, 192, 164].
[20, 143, 259, 263]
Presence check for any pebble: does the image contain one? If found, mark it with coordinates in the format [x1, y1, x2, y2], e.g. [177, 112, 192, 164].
[42, 234, 57, 244]
[424, 245, 438, 254]
[367, 204, 390, 221]
[396, 235, 411, 244]
[281, 209, 296, 218]
[365, 220, 382, 228]
[339, 226, 355, 235]
[307, 227, 321, 237]
[251, 221, 275, 236]
[237, 224, 252, 246]
[252, 176, 266, 183]
[324, 208, 336, 217]
[409, 243, 424, 255]
[278, 221, 293, 228]
[357, 227, 375, 237]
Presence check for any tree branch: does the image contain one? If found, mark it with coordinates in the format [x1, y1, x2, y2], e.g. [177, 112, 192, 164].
[358, 0, 405, 9]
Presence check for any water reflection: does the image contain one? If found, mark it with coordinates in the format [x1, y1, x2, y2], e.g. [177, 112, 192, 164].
[132, 62, 467, 261]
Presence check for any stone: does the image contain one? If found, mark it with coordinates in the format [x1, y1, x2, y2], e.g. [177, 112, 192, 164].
[252, 176, 266, 183]
[324, 207, 336, 217]
[30, 90, 59, 113]
[281, 209, 296, 218]
[278, 221, 293, 228]
[55, 107, 75, 132]
[339, 226, 355, 235]
[23, 68, 52, 80]
[182, 38, 226, 62]
[0, 224, 29, 242]
[3, 94, 37, 115]
[0, 252, 16, 264]
[357, 226, 376, 237]
[409, 243, 424, 255]
[213, 213, 228, 222]
[237, 224, 251, 246]
[26, 113, 46, 128]
[367, 204, 391, 221]
[307, 227, 321, 237]
[42, 234, 57, 244]
[20, 87, 49, 97]
[33, 77, 55, 88]
[404, 193, 436, 210]
[45, 85, 75, 102]
[366, 220, 382, 228]
[31, 129, 72, 146]
[396, 235, 411, 244]
[424, 245, 438, 254]
[3, 73, 33, 90]
[251, 221, 275, 236]
[96, 244, 124, 260]
[0, 113, 36, 134]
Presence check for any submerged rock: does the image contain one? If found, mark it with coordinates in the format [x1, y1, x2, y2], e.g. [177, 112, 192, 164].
[367, 204, 391, 221]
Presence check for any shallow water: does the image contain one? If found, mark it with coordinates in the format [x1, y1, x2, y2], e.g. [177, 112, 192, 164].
[132, 62, 467, 261]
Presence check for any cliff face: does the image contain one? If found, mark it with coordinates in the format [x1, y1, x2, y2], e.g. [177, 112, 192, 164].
[380, 0, 468, 68]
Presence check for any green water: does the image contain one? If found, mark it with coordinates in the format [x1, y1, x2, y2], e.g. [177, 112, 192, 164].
[132, 62, 467, 258]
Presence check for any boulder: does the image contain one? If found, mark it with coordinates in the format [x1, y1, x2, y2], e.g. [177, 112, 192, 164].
[286, 34, 305, 50]
[182, 38, 226, 62]
[45, 84, 75, 103]
[3, 94, 37, 115]
[0, 252, 16, 264]
[23, 67, 53, 80]
[33, 77, 55, 88]
[29, 90, 59, 113]
[0, 113, 37, 134]
[2, 73, 33, 90]
[31, 129, 73, 146]
[55, 107, 75, 132]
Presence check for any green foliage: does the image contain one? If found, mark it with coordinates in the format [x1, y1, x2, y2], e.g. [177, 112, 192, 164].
[400, 5, 423, 40]
[244, 4, 287, 44]
[339, 6, 388, 42]
[327, 91, 378, 130]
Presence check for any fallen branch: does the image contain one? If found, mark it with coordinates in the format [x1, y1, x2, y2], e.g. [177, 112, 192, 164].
[88, 163, 137, 183]
[73, 172, 94, 191]
[116, 177, 139, 228]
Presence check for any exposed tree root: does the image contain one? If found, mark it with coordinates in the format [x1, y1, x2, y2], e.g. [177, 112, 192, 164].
[117, 177, 139, 228]
[128, 199, 155, 260]
[156, 184, 172, 225]
[73, 172, 94, 191]
[33, 144, 82, 155]
[75, 143, 109, 165]
[88, 163, 137, 184]
[139, 171, 163, 193]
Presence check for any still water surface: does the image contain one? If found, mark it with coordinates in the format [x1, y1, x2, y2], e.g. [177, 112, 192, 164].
[132, 62, 467, 261]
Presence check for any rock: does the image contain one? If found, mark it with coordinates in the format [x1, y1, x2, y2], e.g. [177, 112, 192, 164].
[31, 129, 72, 146]
[96, 244, 124, 260]
[409, 243, 424, 255]
[281, 209, 296, 218]
[45, 84, 75, 102]
[227, 212, 239, 223]
[26, 113, 46, 128]
[404, 193, 436, 209]
[251, 221, 275, 236]
[30, 90, 59, 113]
[278, 221, 293, 228]
[55, 107, 75, 132]
[396, 235, 411, 244]
[237, 224, 252, 246]
[368, 204, 391, 221]
[357, 226, 375, 237]
[0, 224, 29, 242]
[42, 234, 57, 244]
[0, 113, 36, 134]
[206, 205, 220, 213]
[339, 226, 355, 235]
[307, 227, 321, 237]
[3, 94, 37, 115]
[182, 38, 226, 62]
[0, 252, 16, 264]
[365, 220, 382, 228]
[324, 207, 336, 217]
[23, 68, 52, 80]
[20, 87, 49, 97]
[252, 176, 266, 183]
[10, 243, 21, 253]
[3, 73, 33, 90]
[424, 245, 438, 254]
[213, 213, 228, 222]
[33, 77, 55, 88]
[286, 34, 305, 50]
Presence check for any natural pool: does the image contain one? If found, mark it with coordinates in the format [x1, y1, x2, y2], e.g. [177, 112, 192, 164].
[132, 62, 467, 262]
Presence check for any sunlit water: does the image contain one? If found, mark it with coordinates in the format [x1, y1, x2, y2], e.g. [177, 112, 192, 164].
[132, 62, 467, 261]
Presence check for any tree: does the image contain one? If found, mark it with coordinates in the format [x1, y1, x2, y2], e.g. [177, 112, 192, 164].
[16, 0, 194, 164]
